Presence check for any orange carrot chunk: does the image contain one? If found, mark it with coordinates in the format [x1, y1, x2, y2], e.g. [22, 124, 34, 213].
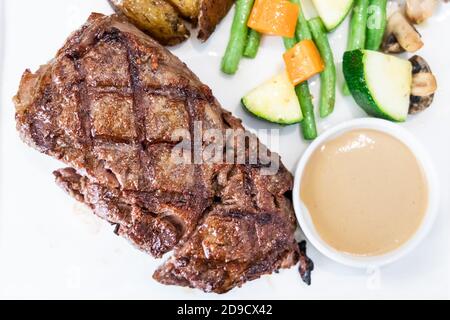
[283, 39, 325, 86]
[247, 0, 299, 38]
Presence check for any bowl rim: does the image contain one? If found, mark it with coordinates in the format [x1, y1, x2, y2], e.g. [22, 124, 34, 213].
[292, 118, 440, 268]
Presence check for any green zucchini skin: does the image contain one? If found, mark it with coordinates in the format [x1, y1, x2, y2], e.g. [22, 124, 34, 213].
[241, 99, 302, 125]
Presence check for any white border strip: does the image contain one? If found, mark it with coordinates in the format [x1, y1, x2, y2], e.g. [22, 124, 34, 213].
[0, 0, 6, 238]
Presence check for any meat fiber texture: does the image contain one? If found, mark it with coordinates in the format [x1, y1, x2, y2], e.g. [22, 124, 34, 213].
[14, 13, 300, 293]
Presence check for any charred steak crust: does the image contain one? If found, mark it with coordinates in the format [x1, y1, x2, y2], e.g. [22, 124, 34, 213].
[14, 13, 300, 293]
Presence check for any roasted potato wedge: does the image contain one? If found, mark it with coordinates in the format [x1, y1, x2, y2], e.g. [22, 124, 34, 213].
[109, 0, 190, 46]
[198, 0, 235, 41]
[168, 0, 200, 20]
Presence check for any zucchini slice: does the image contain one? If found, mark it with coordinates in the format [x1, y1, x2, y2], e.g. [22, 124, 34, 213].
[343, 49, 412, 122]
[242, 72, 303, 125]
[311, 0, 354, 31]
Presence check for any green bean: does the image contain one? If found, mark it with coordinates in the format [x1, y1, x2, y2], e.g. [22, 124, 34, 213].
[294, 82, 318, 140]
[292, 0, 317, 139]
[348, 0, 370, 50]
[221, 0, 255, 74]
[282, 1, 318, 140]
[344, 0, 369, 94]
[243, 29, 261, 58]
[292, 0, 312, 41]
[282, 38, 318, 140]
[308, 17, 336, 118]
[283, 37, 297, 50]
[365, 0, 387, 50]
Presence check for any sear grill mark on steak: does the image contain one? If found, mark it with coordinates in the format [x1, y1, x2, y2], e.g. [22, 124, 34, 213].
[14, 13, 302, 293]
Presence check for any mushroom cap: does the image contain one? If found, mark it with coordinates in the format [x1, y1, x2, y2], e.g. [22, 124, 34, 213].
[409, 55, 438, 114]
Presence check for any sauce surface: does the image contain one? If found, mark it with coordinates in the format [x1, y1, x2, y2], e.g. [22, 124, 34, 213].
[301, 129, 428, 256]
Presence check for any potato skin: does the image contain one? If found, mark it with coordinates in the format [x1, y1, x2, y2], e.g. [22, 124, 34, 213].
[168, 0, 200, 20]
[198, 0, 235, 41]
[109, 0, 190, 46]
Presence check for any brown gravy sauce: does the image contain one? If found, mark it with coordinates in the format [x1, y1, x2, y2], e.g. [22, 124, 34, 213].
[301, 129, 428, 256]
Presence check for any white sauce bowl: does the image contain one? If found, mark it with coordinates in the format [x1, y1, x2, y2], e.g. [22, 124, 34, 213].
[293, 118, 440, 268]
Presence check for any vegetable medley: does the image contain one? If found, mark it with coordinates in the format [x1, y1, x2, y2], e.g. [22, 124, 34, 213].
[221, 0, 443, 141]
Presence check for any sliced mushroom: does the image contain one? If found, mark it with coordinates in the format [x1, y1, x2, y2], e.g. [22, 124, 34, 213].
[382, 14, 405, 54]
[382, 11, 423, 53]
[411, 73, 437, 96]
[406, 0, 438, 24]
[382, 32, 405, 54]
[409, 55, 437, 114]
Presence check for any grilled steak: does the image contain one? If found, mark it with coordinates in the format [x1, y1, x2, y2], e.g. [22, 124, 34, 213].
[14, 13, 300, 293]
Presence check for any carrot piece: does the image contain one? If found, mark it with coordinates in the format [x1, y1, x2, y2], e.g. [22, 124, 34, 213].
[247, 0, 299, 38]
[283, 39, 325, 86]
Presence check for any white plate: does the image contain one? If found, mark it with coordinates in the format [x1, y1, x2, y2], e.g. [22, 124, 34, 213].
[0, 0, 449, 299]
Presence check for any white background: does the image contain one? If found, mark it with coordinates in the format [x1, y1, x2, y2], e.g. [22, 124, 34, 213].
[0, 0, 449, 299]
